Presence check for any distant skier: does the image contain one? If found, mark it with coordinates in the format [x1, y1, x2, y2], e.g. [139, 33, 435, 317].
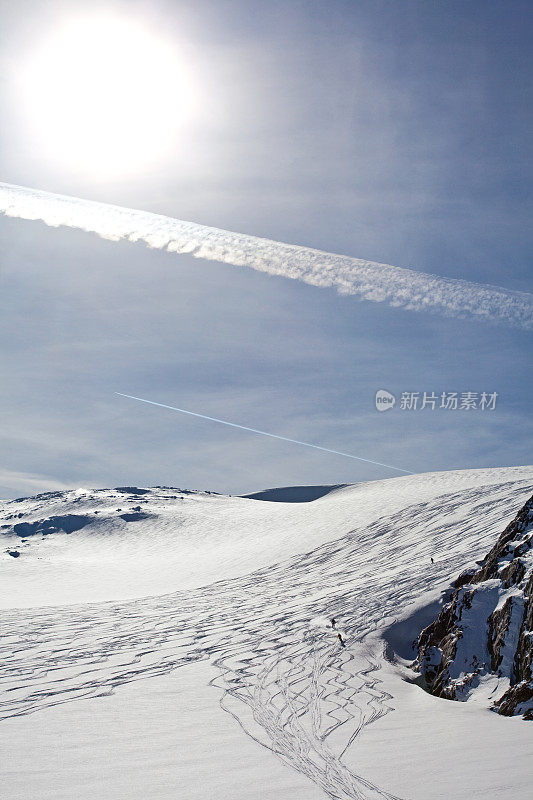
[337, 633, 345, 648]
[431, 557, 434, 564]
[331, 618, 336, 629]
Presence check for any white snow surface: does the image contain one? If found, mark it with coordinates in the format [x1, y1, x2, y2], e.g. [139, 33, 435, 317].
[1, 466, 533, 800]
[2, 466, 532, 608]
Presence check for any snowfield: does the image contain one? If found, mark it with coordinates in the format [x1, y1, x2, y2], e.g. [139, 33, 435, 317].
[1, 466, 532, 799]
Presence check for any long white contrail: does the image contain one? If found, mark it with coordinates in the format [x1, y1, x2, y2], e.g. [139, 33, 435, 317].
[115, 392, 413, 474]
[1, 182, 531, 329]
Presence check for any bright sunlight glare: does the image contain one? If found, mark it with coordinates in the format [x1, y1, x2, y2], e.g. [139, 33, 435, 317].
[20, 15, 197, 177]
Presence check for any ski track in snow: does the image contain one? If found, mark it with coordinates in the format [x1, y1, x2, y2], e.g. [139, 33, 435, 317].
[1, 478, 531, 800]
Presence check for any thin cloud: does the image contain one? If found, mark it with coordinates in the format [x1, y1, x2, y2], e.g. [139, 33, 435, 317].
[1, 182, 531, 329]
[115, 392, 414, 474]
[0, 469, 73, 499]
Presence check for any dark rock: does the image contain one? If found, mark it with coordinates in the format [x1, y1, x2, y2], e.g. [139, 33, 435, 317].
[500, 559, 526, 587]
[414, 493, 533, 719]
[13, 515, 93, 537]
[453, 568, 477, 589]
[114, 487, 151, 495]
[493, 682, 533, 718]
[488, 596, 514, 672]
[471, 498, 533, 585]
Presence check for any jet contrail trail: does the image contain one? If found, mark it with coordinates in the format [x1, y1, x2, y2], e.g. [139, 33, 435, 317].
[1, 182, 532, 329]
[115, 392, 413, 474]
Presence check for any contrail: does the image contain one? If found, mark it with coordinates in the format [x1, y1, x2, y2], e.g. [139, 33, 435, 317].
[115, 392, 413, 474]
[1, 182, 532, 329]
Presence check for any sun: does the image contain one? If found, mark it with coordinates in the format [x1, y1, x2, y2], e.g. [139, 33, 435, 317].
[20, 15, 197, 178]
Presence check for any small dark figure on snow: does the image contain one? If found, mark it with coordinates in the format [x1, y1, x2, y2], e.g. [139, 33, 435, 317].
[430, 557, 434, 564]
[331, 618, 336, 628]
[337, 633, 345, 648]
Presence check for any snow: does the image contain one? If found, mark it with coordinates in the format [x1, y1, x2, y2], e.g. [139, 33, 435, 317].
[1, 466, 531, 608]
[414, 491, 533, 712]
[344, 647, 533, 800]
[1, 662, 324, 800]
[1, 466, 532, 800]
[448, 582, 501, 699]
[496, 595, 525, 680]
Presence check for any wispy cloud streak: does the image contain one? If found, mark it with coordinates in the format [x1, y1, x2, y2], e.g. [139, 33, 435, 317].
[0, 469, 73, 498]
[115, 392, 413, 474]
[1, 182, 531, 329]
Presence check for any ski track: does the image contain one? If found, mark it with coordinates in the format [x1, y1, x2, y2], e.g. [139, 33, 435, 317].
[1, 479, 531, 800]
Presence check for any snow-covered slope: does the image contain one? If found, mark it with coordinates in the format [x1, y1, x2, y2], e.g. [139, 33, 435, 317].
[415, 492, 533, 718]
[1, 466, 532, 800]
[1, 466, 531, 608]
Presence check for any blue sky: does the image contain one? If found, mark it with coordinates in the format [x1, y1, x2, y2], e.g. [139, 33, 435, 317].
[0, 0, 531, 497]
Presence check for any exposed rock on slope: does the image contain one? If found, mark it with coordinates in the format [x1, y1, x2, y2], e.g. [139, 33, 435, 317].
[415, 494, 533, 719]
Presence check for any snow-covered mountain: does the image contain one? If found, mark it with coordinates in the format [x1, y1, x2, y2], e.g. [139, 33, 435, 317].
[1, 467, 533, 800]
[415, 493, 533, 719]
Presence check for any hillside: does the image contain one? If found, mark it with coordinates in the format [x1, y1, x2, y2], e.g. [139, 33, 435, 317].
[1, 466, 533, 800]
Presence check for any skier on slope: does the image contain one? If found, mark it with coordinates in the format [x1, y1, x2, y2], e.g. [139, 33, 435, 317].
[331, 618, 336, 629]
[337, 633, 345, 648]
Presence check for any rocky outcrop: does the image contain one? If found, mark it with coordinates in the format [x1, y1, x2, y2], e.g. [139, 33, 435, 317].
[12, 515, 93, 537]
[415, 494, 533, 719]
